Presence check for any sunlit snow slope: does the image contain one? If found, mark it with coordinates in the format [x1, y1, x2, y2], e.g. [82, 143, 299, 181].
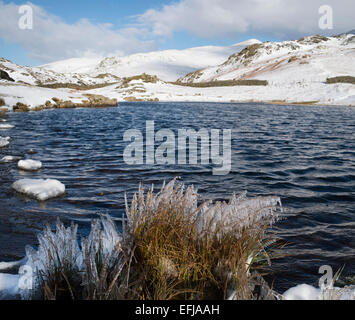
[40, 40, 261, 82]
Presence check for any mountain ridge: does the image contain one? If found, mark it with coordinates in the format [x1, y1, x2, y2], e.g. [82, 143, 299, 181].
[0, 34, 354, 109]
[39, 39, 262, 82]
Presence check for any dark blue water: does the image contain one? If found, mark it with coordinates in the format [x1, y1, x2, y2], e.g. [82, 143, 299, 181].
[0, 102, 354, 292]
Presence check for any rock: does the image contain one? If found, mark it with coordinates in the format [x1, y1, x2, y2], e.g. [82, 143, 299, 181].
[45, 100, 54, 109]
[13, 102, 30, 112]
[55, 100, 77, 109]
[53, 95, 117, 109]
[0, 70, 15, 82]
[82, 94, 118, 107]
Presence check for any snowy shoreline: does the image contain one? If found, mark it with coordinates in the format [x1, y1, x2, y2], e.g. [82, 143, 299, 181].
[0, 34, 354, 111]
[0, 81, 354, 114]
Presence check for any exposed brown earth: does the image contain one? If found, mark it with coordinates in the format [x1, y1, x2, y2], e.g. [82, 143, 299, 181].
[326, 76, 355, 84]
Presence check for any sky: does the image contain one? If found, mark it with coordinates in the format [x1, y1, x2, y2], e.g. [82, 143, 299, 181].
[0, 0, 354, 66]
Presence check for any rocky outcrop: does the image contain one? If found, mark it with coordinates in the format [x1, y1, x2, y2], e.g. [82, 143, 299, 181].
[13, 102, 30, 112]
[53, 94, 118, 109]
[82, 94, 118, 107]
[0, 70, 15, 82]
[326, 76, 355, 85]
[124, 96, 159, 102]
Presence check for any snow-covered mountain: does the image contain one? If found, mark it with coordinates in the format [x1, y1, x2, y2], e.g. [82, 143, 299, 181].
[40, 40, 261, 82]
[178, 34, 355, 84]
[0, 35, 354, 110]
[0, 57, 119, 86]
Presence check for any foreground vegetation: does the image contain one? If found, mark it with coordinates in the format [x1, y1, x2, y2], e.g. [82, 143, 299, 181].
[21, 179, 282, 300]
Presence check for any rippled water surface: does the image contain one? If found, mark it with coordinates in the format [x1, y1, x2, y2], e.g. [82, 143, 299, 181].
[0, 102, 354, 292]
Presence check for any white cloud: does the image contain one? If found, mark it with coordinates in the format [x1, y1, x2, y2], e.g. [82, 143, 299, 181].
[0, 1, 157, 63]
[139, 0, 355, 39]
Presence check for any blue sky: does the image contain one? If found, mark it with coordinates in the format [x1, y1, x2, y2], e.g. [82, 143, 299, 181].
[0, 0, 353, 66]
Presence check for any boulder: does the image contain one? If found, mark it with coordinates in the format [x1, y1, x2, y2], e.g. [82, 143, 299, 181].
[0, 70, 15, 82]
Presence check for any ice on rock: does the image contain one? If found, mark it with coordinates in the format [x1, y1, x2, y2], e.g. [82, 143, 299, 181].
[0, 274, 20, 298]
[0, 136, 10, 148]
[283, 284, 355, 300]
[17, 159, 42, 171]
[0, 124, 14, 130]
[12, 179, 66, 201]
[0, 155, 21, 163]
[283, 284, 321, 300]
[0, 259, 26, 271]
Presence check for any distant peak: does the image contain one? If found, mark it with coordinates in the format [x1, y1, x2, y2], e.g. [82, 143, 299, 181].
[231, 39, 262, 47]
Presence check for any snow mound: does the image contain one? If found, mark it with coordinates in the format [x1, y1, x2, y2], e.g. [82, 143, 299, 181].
[0, 136, 10, 148]
[17, 159, 42, 171]
[0, 124, 14, 130]
[12, 179, 66, 201]
[283, 284, 355, 300]
[283, 284, 321, 300]
[0, 155, 21, 163]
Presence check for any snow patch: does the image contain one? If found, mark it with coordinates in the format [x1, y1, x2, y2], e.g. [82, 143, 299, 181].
[283, 284, 321, 300]
[283, 284, 355, 300]
[12, 179, 66, 201]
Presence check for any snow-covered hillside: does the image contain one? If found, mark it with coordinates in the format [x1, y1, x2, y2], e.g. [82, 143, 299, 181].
[0, 58, 119, 86]
[40, 40, 261, 82]
[0, 35, 354, 110]
[178, 34, 355, 84]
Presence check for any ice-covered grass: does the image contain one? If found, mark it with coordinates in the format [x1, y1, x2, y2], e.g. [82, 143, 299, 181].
[17, 159, 42, 171]
[122, 179, 282, 300]
[7, 179, 283, 300]
[1, 179, 354, 300]
[12, 179, 66, 201]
